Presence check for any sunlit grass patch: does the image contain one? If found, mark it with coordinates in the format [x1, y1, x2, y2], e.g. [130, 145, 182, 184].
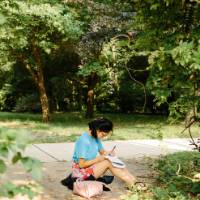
[0, 112, 199, 143]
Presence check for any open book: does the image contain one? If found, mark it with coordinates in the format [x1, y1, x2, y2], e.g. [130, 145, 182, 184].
[105, 155, 126, 168]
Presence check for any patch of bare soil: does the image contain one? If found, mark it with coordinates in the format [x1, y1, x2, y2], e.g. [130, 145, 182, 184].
[0, 158, 156, 200]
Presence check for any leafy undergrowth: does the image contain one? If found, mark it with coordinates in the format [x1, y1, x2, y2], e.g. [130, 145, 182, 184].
[124, 151, 200, 200]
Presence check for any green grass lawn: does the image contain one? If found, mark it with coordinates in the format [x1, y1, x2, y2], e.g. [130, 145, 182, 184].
[0, 111, 199, 143]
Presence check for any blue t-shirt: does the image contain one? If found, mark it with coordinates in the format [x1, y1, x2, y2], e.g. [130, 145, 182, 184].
[72, 132, 104, 163]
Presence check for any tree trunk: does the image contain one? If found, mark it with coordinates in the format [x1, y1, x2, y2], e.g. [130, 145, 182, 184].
[37, 66, 50, 123]
[86, 89, 94, 118]
[86, 73, 98, 118]
[25, 44, 50, 123]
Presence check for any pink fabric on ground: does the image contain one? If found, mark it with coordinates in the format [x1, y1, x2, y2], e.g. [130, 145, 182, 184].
[71, 162, 95, 180]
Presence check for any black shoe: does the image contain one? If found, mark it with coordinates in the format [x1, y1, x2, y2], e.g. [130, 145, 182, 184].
[60, 174, 76, 190]
[97, 175, 114, 184]
[103, 185, 111, 191]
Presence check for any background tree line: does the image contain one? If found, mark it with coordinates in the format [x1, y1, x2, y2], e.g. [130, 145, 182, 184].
[0, 0, 200, 124]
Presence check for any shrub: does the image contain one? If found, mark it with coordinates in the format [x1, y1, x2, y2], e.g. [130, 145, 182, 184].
[13, 94, 41, 113]
[153, 152, 200, 199]
[124, 152, 200, 200]
[0, 128, 42, 199]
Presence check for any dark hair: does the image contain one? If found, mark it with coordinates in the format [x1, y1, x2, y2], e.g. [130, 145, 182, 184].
[88, 117, 113, 139]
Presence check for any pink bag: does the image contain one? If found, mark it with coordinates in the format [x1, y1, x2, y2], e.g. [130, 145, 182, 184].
[73, 179, 103, 198]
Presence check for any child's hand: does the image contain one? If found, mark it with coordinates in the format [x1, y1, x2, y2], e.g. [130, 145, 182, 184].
[108, 150, 116, 156]
[108, 145, 116, 156]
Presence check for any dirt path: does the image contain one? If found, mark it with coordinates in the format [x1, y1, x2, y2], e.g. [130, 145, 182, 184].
[0, 157, 155, 200]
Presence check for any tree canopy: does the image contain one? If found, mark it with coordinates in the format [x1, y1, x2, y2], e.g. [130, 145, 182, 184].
[0, 0, 83, 122]
[0, 0, 200, 127]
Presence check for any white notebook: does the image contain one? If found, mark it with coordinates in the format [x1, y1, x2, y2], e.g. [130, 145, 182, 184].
[105, 155, 126, 168]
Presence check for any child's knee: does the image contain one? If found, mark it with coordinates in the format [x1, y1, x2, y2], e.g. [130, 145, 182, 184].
[99, 159, 111, 167]
[103, 159, 112, 167]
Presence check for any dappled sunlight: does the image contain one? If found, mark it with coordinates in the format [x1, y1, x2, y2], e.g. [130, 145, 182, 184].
[1, 159, 154, 200]
[0, 121, 36, 129]
[12, 171, 30, 176]
[0, 194, 43, 200]
[34, 160, 154, 200]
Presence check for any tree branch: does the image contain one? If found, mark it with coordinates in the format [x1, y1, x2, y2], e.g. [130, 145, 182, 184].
[24, 63, 38, 84]
[124, 65, 147, 113]
[181, 115, 200, 152]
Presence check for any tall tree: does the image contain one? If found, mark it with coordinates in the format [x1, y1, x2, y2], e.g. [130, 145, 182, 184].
[77, 0, 134, 117]
[124, 0, 200, 149]
[0, 0, 82, 122]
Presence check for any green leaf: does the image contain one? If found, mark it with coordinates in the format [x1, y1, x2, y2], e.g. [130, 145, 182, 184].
[21, 157, 42, 180]
[21, 157, 34, 172]
[12, 152, 22, 164]
[150, 3, 160, 10]
[0, 146, 9, 157]
[1, 182, 16, 197]
[191, 181, 200, 194]
[0, 182, 40, 199]
[0, 159, 6, 173]
[30, 165, 42, 180]
[153, 187, 169, 199]
[129, 194, 140, 200]
[78, 62, 104, 77]
[0, 13, 6, 24]
[30, 159, 42, 180]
